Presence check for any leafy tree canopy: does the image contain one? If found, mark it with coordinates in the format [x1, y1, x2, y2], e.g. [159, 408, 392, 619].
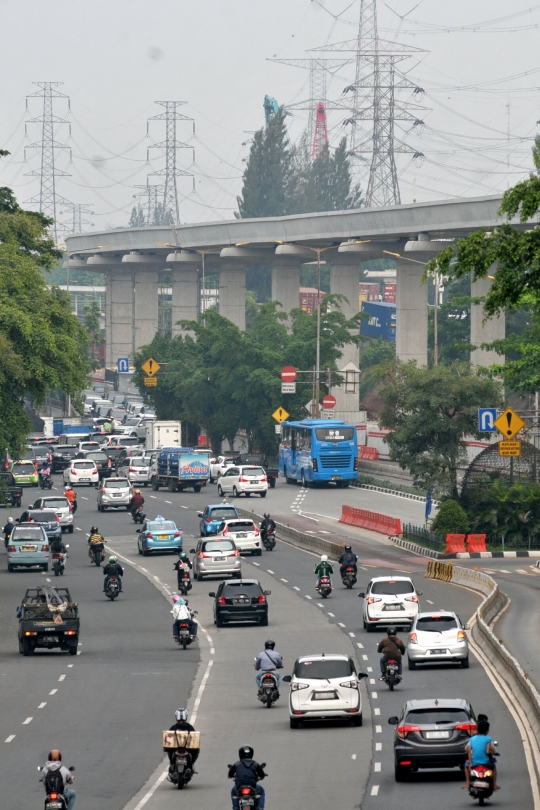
[431, 498, 470, 535]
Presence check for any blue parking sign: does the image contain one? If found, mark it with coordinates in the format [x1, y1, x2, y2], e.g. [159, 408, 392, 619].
[478, 408, 497, 433]
[117, 357, 129, 373]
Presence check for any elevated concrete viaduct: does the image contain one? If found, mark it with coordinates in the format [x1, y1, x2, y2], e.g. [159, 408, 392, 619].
[66, 194, 524, 416]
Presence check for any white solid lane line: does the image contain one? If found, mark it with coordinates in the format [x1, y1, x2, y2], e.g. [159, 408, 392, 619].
[22, 717, 32, 724]
[5, 735, 15, 743]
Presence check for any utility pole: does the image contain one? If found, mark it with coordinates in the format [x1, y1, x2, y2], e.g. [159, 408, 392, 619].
[25, 82, 71, 242]
[148, 101, 195, 225]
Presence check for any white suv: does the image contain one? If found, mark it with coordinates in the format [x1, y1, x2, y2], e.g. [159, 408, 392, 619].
[32, 496, 74, 533]
[217, 465, 268, 498]
[63, 459, 99, 486]
[359, 576, 421, 632]
[97, 477, 133, 512]
[219, 518, 262, 556]
[283, 653, 368, 729]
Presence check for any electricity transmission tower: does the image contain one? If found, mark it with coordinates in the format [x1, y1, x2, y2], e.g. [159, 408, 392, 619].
[312, 103, 329, 159]
[25, 82, 72, 241]
[312, 0, 427, 206]
[58, 202, 94, 234]
[134, 182, 164, 225]
[147, 102, 194, 224]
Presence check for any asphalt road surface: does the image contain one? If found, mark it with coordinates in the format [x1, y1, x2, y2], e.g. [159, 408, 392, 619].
[0, 475, 533, 809]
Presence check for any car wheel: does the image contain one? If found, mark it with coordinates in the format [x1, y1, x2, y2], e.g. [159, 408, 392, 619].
[260, 615, 268, 627]
[216, 616, 224, 628]
[461, 656, 470, 669]
[196, 573, 203, 582]
[301, 470, 309, 488]
[352, 713, 363, 727]
[365, 623, 374, 632]
[269, 478, 276, 489]
[395, 763, 410, 782]
[8, 564, 14, 572]
[408, 658, 416, 670]
[138, 545, 143, 556]
[245, 492, 251, 498]
[143, 548, 149, 557]
[256, 549, 262, 557]
[43, 564, 49, 572]
[289, 717, 300, 729]
[233, 486, 239, 498]
[260, 492, 267, 498]
[68, 526, 73, 534]
[217, 485, 223, 496]
[22, 638, 33, 657]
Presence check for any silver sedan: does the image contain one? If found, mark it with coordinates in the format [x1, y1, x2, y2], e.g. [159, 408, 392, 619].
[407, 611, 470, 669]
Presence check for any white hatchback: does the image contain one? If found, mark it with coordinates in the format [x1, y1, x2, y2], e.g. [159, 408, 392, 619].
[283, 653, 368, 729]
[217, 465, 268, 498]
[210, 455, 236, 482]
[219, 518, 262, 556]
[359, 576, 421, 632]
[63, 459, 99, 486]
[118, 456, 150, 486]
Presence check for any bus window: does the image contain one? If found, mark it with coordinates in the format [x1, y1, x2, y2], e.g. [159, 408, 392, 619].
[281, 425, 290, 448]
[297, 428, 312, 452]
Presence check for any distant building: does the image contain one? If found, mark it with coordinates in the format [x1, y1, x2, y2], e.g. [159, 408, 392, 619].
[359, 282, 380, 307]
[299, 287, 327, 315]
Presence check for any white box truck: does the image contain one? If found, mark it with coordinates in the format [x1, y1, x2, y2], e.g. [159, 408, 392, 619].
[145, 420, 181, 448]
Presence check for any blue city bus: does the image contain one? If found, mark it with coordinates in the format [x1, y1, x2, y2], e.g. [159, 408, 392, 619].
[279, 419, 358, 487]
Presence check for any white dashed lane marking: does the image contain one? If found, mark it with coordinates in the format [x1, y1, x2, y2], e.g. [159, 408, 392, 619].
[375, 725, 382, 733]
[267, 570, 274, 574]
[338, 622, 346, 627]
[38, 703, 47, 709]
[375, 742, 382, 751]
[5, 735, 15, 743]
[371, 786, 379, 796]
[22, 717, 33, 724]
[49, 689, 57, 695]
[281, 578, 288, 583]
[374, 708, 380, 715]
[357, 642, 364, 649]
[374, 763, 381, 772]
[58, 675, 66, 682]
[293, 586, 301, 591]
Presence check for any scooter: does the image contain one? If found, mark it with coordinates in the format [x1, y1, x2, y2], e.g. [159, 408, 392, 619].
[341, 565, 357, 589]
[39, 473, 53, 490]
[317, 575, 332, 598]
[105, 576, 120, 600]
[52, 548, 68, 576]
[257, 671, 280, 708]
[169, 747, 195, 790]
[89, 544, 106, 566]
[262, 531, 276, 551]
[469, 743, 499, 806]
[382, 658, 402, 691]
[177, 568, 192, 596]
[38, 765, 75, 810]
[132, 506, 146, 524]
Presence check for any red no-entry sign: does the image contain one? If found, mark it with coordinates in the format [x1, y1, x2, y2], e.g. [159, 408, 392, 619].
[281, 366, 297, 383]
[322, 394, 336, 410]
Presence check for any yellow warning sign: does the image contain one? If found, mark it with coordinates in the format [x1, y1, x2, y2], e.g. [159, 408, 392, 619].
[493, 407, 525, 440]
[498, 440, 521, 457]
[272, 406, 290, 424]
[144, 376, 157, 387]
[141, 357, 161, 377]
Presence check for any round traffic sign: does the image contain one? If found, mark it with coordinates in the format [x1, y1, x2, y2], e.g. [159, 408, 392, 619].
[281, 365, 297, 383]
[322, 394, 336, 410]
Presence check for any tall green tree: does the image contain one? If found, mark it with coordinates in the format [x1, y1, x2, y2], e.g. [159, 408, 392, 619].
[128, 204, 146, 227]
[379, 361, 503, 498]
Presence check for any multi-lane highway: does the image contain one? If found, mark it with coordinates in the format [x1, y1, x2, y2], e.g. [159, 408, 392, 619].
[0, 477, 534, 809]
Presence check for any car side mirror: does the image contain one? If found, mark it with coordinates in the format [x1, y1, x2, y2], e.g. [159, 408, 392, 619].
[357, 592, 365, 598]
[417, 591, 423, 596]
[358, 672, 368, 680]
[190, 549, 196, 554]
[135, 529, 141, 534]
[388, 716, 399, 725]
[263, 590, 271, 596]
[197, 513, 203, 518]
[282, 675, 291, 683]
[208, 592, 216, 598]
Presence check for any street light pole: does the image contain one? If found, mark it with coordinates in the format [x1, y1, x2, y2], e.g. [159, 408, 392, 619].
[433, 270, 439, 367]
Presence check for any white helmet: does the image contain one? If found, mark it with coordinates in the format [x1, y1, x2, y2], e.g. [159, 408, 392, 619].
[321, 554, 328, 561]
[175, 708, 188, 722]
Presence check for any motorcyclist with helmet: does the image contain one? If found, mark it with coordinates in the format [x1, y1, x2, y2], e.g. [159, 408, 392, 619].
[3, 516, 15, 548]
[254, 640, 283, 690]
[259, 513, 276, 545]
[314, 554, 334, 587]
[228, 745, 267, 810]
[129, 489, 145, 519]
[103, 556, 124, 593]
[165, 708, 200, 771]
[173, 550, 192, 588]
[378, 626, 406, 680]
[338, 545, 358, 578]
[64, 484, 77, 513]
[172, 595, 197, 639]
[87, 526, 106, 561]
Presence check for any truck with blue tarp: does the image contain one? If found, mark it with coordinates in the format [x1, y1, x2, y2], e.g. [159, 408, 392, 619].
[150, 447, 210, 493]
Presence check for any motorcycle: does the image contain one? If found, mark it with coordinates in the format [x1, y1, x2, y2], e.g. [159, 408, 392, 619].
[262, 531, 276, 551]
[341, 565, 357, 589]
[177, 568, 192, 596]
[230, 765, 266, 810]
[105, 576, 120, 600]
[175, 612, 198, 650]
[39, 473, 53, 490]
[257, 671, 280, 708]
[89, 544, 105, 567]
[132, 506, 146, 524]
[52, 549, 68, 577]
[382, 658, 401, 691]
[469, 744, 499, 806]
[317, 575, 332, 598]
[169, 747, 195, 790]
[38, 765, 75, 810]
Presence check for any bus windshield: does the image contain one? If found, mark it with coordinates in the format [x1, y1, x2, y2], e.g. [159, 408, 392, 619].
[315, 428, 355, 442]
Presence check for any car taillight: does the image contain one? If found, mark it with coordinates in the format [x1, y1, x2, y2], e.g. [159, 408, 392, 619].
[258, 594, 266, 604]
[218, 596, 226, 605]
[3, 460, 8, 469]
[397, 724, 421, 739]
[25, 630, 37, 636]
[455, 723, 477, 735]
[205, 518, 212, 523]
[239, 476, 248, 482]
[7, 545, 16, 552]
[145, 533, 153, 539]
[405, 595, 419, 603]
[101, 488, 106, 493]
[409, 632, 418, 644]
[291, 682, 309, 691]
[457, 629, 466, 641]
[129, 467, 137, 473]
[261, 476, 268, 482]
[339, 680, 358, 689]
[108, 459, 112, 467]
[65, 630, 76, 635]
[254, 528, 260, 535]
[71, 469, 77, 475]
[233, 549, 240, 556]
[312, 459, 318, 472]
[41, 545, 49, 552]
[56, 517, 59, 523]
[173, 531, 182, 538]
[366, 596, 382, 604]
[354, 457, 358, 470]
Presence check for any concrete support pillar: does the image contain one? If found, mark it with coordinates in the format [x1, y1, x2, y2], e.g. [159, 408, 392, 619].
[171, 266, 199, 334]
[134, 268, 159, 349]
[219, 265, 246, 331]
[104, 272, 113, 368]
[271, 263, 300, 324]
[471, 271, 505, 368]
[330, 262, 360, 416]
[396, 259, 428, 366]
[108, 270, 135, 365]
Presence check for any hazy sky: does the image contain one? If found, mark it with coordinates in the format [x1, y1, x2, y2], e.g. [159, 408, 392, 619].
[1, 0, 539, 231]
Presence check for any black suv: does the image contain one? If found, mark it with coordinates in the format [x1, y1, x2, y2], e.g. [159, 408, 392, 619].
[51, 446, 79, 473]
[209, 579, 270, 627]
[389, 698, 477, 781]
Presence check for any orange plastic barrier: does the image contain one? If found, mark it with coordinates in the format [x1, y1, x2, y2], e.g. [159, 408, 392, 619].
[445, 534, 466, 554]
[339, 504, 402, 536]
[359, 446, 379, 460]
[466, 534, 487, 553]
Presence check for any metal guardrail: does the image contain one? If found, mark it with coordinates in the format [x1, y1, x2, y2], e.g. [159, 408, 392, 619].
[403, 524, 445, 551]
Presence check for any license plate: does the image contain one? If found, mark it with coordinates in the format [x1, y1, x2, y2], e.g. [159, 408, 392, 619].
[80, 478, 90, 482]
[42, 636, 58, 643]
[234, 598, 249, 604]
[331, 475, 341, 480]
[46, 803, 63, 809]
[472, 781, 490, 789]
[429, 649, 448, 655]
[425, 730, 451, 739]
[158, 535, 168, 540]
[313, 691, 337, 700]
[213, 557, 222, 562]
[239, 800, 254, 808]
[384, 604, 402, 610]
[22, 546, 37, 551]
[236, 533, 247, 538]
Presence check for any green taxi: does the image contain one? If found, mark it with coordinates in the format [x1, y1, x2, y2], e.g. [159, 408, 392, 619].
[11, 460, 39, 487]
